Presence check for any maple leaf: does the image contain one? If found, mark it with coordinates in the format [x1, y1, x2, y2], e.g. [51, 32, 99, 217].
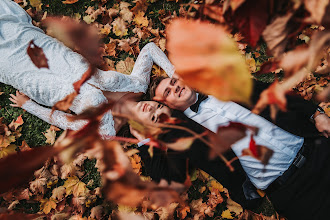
[0, 135, 16, 149]
[120, 7, 134, 23]
[0, 144, 17, 159]
[131, 0, 149, 14]
[43, 128, 56, 145]
[8, 115, 24, 131]
[63, 176, 87, 197]
[40, 198, 57, 214]
[27, 40, 49, 69]
[62, 0, 79, 4]
[60, 163, 77, 179]
[134, 11, 149, 27]
[90, 205, 104, 219]
[51, 186, 66, 201]
[71, 196, 86, 213]
[116, 57, 135, 75]
[226, 197, 243, 217]
[112, 17, 128, 37]
[167, 19, 252, 104]
[30, 177, 47, 194]
[222, 209, 234, 219]
[105, 40, 117, 57]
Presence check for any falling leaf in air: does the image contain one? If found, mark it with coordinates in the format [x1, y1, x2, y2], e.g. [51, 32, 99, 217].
[62, 0, 79, 4]
[242, 135, 274, 165]
[43, 128, 57, 145]
[27, 40, 49, 69]
[167, 19, 252, 104]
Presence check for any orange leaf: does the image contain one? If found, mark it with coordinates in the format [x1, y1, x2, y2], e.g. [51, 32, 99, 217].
[167, 19, 252, 104]
[8, 115, 24, 131]
[62, 0, 79, 4]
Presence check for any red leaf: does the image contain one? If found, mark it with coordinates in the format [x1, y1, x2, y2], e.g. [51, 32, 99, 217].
[249, 135, 258, 157]
[72, 65, 96, 93]
[27, 40, 49, 69]
[231, 0, 269, 47]
[0, 146, 57, 193]
[255, 60, 280, 76]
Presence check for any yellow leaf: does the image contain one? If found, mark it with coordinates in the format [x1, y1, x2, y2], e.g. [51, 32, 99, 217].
[167, 19, 252, 104]
[133, 11, 149, 27]
[112, 17, 128, 37]
[245, 53, 256, 72]
[43, 128, 56, 145]
[208, 180, 224, 192]
[40, 198, 57, 214]
[63, 176, 87, 197]
[221, 209, 234, 219]
[0, 144, 16, 159]
[117, 205, 137, 213]
[226, 198, 243, 216]
[29, 0, 41, 8]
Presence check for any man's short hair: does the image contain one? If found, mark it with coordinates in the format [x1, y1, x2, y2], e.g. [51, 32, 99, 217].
[147, 75, 167, 100]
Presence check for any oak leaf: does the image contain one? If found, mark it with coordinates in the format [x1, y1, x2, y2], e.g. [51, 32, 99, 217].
[27, 40, 49, 69]
[167, 19, 252, 104]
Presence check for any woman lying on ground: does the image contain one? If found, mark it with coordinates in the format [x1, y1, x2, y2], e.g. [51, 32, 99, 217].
[1, 0, 175, 137]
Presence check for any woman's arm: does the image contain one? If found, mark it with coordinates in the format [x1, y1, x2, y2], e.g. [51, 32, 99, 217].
[92, 43, 175, 93]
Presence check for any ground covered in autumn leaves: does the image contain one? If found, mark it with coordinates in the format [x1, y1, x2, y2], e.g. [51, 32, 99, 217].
[0, 0, 329, 219]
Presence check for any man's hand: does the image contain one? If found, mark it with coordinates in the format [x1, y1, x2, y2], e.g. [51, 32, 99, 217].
[9, 91, 30, 108]
[314, 114, 330, 138]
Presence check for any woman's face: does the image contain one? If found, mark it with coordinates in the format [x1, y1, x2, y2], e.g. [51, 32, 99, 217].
[133, 101, 171, 124]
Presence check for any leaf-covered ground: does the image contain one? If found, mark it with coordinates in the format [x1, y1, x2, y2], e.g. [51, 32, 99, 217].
[0, 0, 329, 219]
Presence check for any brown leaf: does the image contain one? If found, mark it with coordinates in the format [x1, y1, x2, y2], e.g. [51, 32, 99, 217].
[27, 40, 49, 69]
[52, 91, 78, 112]
[304, 0, 329, 24]
[102, 141, 181, 209]
[166, 137, 196, 151]
[43, 128, 57, 145]
[0, 146, 57, 193]
[116, 57, 135, 75]
[0, 212, 42, 220]
[167, 19, 252, 104]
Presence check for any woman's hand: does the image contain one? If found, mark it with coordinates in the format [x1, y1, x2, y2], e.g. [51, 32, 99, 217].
[9, 91, 30, 108]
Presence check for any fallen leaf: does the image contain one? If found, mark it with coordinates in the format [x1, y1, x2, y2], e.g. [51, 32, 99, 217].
[133, 11, 149, 27]
[40, 198, 57, 214]
[51, 186, 66, 201]
[8, 115, 24, 131]
[167, 19, 252, 104]
[27, 40, 49, 69]
[63, 176, 87, 197]
[30, 177, 47, 194]
[112, 17, 128, 37]
[116, 57, 135, 75]
[43, 128, 56, 145]
[0, 144, 16, 159]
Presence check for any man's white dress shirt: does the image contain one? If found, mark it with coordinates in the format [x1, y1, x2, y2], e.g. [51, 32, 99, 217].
[184, 94, 304, 190]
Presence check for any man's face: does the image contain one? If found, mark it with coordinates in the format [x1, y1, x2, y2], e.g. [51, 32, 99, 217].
[153, 78, 197, 111]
